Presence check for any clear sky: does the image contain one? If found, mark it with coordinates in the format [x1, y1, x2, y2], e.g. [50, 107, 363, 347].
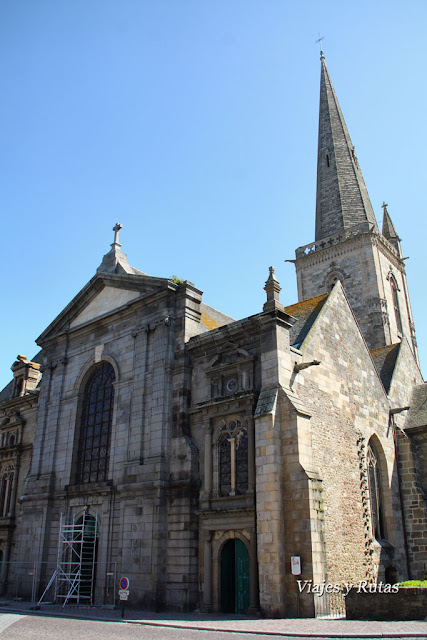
[1, 1, 426, 390]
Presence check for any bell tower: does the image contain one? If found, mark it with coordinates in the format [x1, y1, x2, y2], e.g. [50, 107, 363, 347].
[294, 54, 418, 362]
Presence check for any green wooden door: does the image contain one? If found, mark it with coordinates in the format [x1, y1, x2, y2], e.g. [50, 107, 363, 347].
[235, 539, 249, 614]
[221, 539, 249, 614]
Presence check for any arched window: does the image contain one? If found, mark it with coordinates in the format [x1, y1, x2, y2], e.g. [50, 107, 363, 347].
[0, 467, 14, 517]
[325, 271, 343, 291]
[219, 420, 248, 497]
[390, 277, 402, 335]
[367, 443, 384, 540]
[75, 362, 115, 484]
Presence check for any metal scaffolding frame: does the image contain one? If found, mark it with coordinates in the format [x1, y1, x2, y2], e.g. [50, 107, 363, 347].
[38, 511, 98, 607]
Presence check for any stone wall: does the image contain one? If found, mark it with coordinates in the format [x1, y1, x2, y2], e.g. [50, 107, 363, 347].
[293, 283, 408, 585]
[397, 427, 427, 580]
[345, 587, 427, 620]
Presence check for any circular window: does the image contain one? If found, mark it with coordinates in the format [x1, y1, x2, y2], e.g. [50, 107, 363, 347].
[226, 378, 238, 393]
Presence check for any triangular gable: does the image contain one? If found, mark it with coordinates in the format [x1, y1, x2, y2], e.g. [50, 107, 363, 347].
[37, 272, 170, 344]
[70, 286, 140, 328]
[295, 281, 389, 399]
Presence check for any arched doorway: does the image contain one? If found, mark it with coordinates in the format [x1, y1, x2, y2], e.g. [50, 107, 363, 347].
[220, 538, 249, 614]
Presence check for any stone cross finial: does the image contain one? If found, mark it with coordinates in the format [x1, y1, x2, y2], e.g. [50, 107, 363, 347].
[112, 223, 123, 246]
[382, 201, 388, 214]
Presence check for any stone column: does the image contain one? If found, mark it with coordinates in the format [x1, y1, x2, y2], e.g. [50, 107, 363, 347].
[247, 530, 259, 614]
[229, 437, 236, 496]
[247, 417, 255, 493]
[202, 531, 213, 612]
[203, 420, 213, 497]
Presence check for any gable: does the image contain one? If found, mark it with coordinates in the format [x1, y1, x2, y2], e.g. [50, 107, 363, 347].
[297, 282, 388, 401]
[37, 272, 170, 344]
[70, 286, 140, 328]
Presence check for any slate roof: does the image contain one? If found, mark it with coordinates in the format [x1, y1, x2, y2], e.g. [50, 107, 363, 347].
[369, 343, 401, 393]
[0, 350, 43, 404]
[199, 303, 235, 333]
[315, 56, 378, 241]
[283, 293, 329, 349]
[405, 383, 427, 430]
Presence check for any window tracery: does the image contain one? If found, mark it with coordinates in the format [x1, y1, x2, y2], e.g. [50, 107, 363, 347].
[75, 362, 115, 484]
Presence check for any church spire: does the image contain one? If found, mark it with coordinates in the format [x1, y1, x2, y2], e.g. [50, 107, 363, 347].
[381, 202, 401, 255]
[315, 56, 378, 241]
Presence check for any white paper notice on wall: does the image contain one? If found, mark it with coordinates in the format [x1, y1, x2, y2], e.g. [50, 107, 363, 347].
[291, 556, 301, 575]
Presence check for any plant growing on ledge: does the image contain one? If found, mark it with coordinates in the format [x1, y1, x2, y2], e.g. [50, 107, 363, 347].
[397, 580, 427, 587]
[171, 275, 185, 286]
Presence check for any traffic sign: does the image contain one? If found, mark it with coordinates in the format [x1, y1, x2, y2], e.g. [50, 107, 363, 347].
[120, 577, 130, 590]
[119, 593, 128, 601]
[119, 589, 129, 596]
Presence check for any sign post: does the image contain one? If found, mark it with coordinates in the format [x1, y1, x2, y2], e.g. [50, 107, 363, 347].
[119, 577, 130, 618]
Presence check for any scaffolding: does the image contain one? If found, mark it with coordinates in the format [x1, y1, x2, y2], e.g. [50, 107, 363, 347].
[38, 511, 98, 607]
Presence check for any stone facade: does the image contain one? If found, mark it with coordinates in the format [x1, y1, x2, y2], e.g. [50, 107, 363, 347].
[0, 56, 425, 617]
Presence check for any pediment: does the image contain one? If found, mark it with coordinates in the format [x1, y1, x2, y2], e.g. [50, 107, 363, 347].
[37, 273, 169, 344]
[70, 286, 140, 328]
[209, 342, 252, 369]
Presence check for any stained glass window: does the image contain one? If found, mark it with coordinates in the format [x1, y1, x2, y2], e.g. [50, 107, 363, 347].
[75, 362, 115, 484]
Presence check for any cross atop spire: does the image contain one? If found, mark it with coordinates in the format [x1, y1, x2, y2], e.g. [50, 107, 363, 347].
[315, 33, 325, 58]
[315, 57, 378, 241]
[112, 222, 123, 247]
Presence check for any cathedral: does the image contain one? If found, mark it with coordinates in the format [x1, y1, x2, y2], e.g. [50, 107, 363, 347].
[0, 55, 425, 618]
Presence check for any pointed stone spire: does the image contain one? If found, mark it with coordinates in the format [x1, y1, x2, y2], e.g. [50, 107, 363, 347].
[381, 202, 401, 255]
[315, 55, 378, 241]
[381, 202, 399, 239]
[97, 223, 147, 276]
[263, 266, 284, 312]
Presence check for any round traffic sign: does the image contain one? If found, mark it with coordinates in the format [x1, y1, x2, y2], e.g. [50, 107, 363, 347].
[120, 576, 129, 590]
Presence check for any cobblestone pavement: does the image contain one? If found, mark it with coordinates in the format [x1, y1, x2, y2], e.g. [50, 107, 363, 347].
[0, 600, 425, 638]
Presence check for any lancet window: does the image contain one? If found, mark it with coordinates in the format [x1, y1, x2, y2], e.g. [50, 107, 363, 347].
[75, 362, 115, 484]
[219, 420, 248, 496]
[367, 442, 384, 540]
[0, 467, 14, 517]
[390, 277, 402, 335]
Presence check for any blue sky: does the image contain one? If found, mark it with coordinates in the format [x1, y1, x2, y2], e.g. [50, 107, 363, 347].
[1, 1, 426, 390]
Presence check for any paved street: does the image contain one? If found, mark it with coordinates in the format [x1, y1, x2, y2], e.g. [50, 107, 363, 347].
[0, 612, 426, 640]
[0, 615, 426, 640]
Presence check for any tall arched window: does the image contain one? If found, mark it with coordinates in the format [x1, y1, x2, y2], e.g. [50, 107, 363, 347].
[390, 277, 402, 335]
[367, 443, 384, 540]
[0, 467, 14, 517]
[219, 420, 248, 497]
[75, 362, 115, 484]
